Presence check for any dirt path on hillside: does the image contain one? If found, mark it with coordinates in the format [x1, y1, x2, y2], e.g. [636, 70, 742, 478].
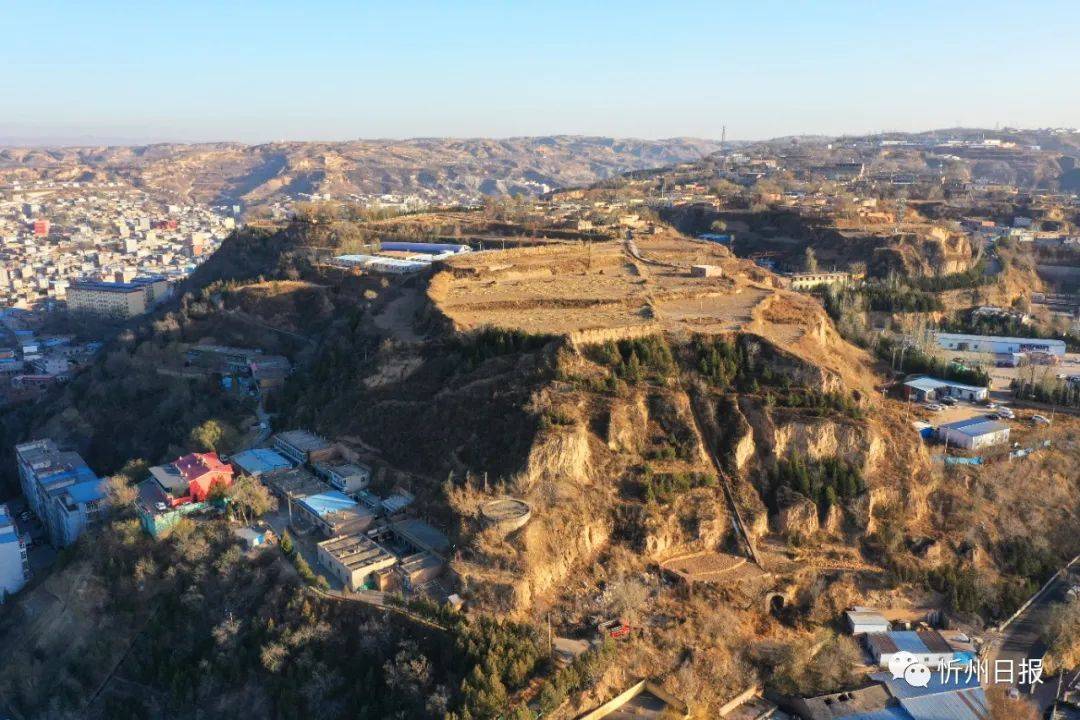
[372, 288, 424, 343]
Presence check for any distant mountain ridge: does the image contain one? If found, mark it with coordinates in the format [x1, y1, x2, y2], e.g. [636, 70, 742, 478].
[0, 136, 723, 206]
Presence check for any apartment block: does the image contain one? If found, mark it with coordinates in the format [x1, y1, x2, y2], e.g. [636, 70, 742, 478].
[67, 280, 148, 319]
[14, 439, 107, 547]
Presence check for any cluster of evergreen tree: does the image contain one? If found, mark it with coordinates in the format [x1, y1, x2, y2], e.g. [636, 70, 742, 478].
[928, 564, 983, 616]
[857, 280, 944, 312]
[928, 548, 1062, 622]
[455, 327, 555, 369]
[593, 335, 676, 385]
[770, 454, 865, 515]
[814, 276, 944, 314]
[999, 538, 1058, 586]
[909, 261, 991, 292]
[535, 640, 616, 714]
[694, 336, 864, 416]
[640, 466, 717, 504]
[692, 334, 779, 391]
[694, 336, 743, 388]
[450, 616, 545, 719]
[766, 388, 864, 419]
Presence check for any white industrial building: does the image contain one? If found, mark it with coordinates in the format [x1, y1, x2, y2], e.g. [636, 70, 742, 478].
[865, 630, 961, 670]
[936, 417, 1011, 450]
[333, 254, 430, 275]
[846, 607, 890, 635]
[934, 332, 1066, 357]
[903, 376, 989, 403]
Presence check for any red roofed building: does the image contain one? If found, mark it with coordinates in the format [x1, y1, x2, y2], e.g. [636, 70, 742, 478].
[137, 452, 235, 537]
[174, 452, 233, 502]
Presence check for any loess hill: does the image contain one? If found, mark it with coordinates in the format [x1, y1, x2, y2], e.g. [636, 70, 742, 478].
[2, 218, 1079, 718]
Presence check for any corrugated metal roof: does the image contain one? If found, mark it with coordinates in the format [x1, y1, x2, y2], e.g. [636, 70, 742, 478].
[890, 631, 932, 655]
[904, 377, 950, 392]
[299, 490, 357, 518]
[871, 671, 980, 700]
[899, 688, 988, 720]
[844, 708, 913, 720]
[231, 448, 292, 476]
[917, 630, 952, 654]
[903, 376, 986, 393]
[938, 418, 1009, 436]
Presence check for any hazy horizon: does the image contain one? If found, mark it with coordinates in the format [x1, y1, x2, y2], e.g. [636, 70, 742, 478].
[2, 126, 1073, 151]
[4, 0, 1079, 145]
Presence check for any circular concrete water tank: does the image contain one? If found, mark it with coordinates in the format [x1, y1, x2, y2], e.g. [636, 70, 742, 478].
[480, 497, 532, 535]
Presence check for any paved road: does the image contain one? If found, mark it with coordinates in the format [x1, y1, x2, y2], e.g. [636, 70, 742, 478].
[990, 570, 1074, 711]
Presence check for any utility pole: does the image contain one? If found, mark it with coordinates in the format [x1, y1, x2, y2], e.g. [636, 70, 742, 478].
[719, 125, 727, 174]
[547, 614, 553, 657]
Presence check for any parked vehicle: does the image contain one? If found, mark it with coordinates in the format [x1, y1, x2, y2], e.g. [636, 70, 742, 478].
[1032, 415, 1051, 426]
[939, 397, 957, 406]
[597, 619, 634, 640]
[925, 403, 944, 412]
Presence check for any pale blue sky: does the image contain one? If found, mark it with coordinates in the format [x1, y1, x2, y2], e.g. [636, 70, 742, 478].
[2, 0, 1078, 144]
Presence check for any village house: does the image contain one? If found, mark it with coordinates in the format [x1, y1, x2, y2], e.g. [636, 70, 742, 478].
[136, 452, 234, 537]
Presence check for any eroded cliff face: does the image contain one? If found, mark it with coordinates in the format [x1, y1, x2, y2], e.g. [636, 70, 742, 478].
[447, 326, 945, 615]
[687, 382, 935, 544]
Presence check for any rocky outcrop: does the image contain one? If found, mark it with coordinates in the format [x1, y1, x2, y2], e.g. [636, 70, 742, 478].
[607, 392, 649, 453]
[770, 416, 884, 477]
[735, 397, 886, 478]
[847, 486, 888, 534]
[513, 514, 611, 609]
[524, 423, 593, 490]
[775, 487, 819, 538]
[639, 491, 730, 558]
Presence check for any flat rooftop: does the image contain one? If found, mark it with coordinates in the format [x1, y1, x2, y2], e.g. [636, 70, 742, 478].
[231, 448, 293, 477]
[274, 430, 331, 453]
[69, 280, 144, 293]
[262, 466, 326, 497]
[392, 517, 450, 555]
[319, 533, 394, 571]
[935, 331, 1066, 348]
